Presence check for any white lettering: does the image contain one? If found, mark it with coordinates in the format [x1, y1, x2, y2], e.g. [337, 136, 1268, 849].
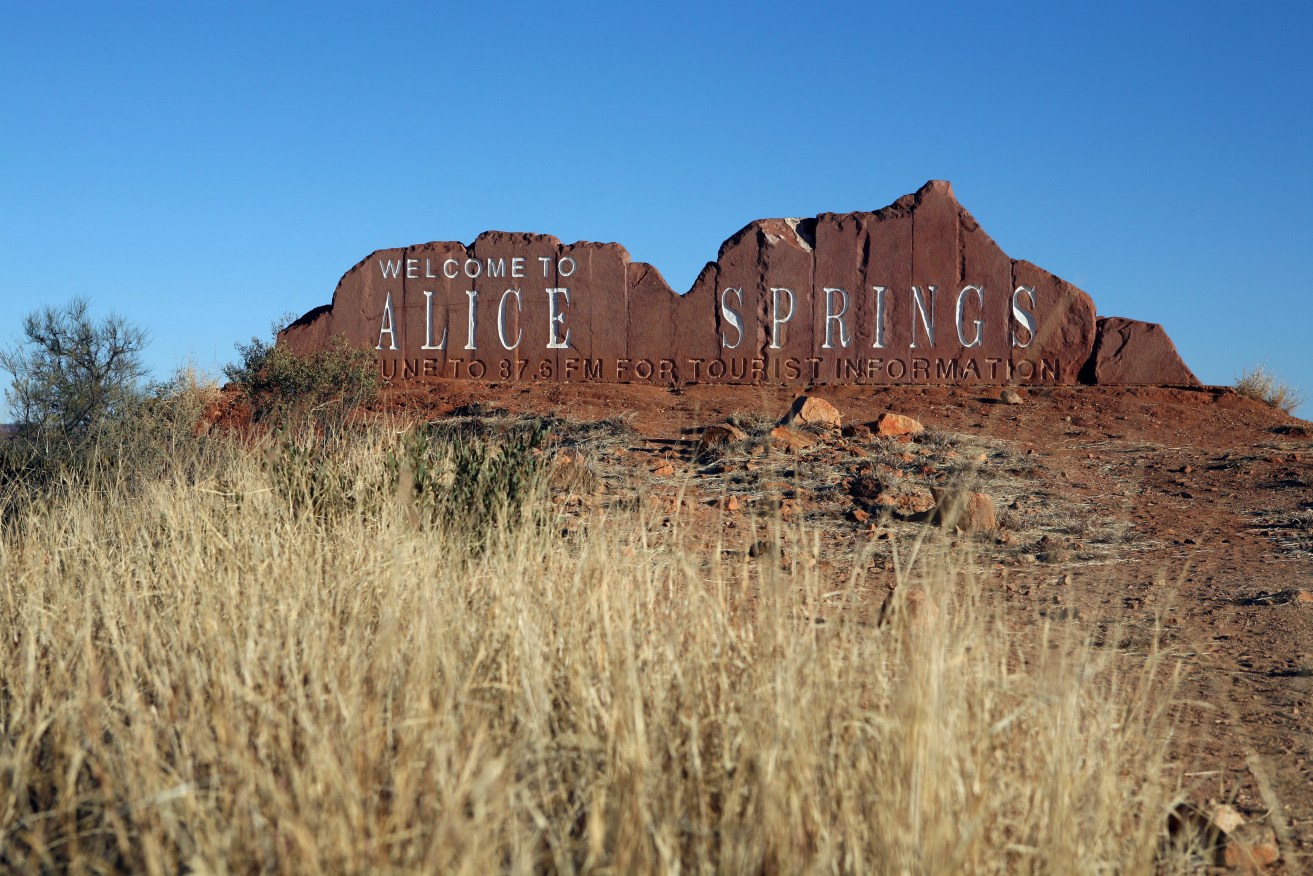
[443, 258, 459, 279]
[405, 258, 419, 279]
[910, 285, 937, 349]
[421, 290, 447, 350]
[955, 284, 984, 348]
[498, 289, 523, 350]
[486, 258, 506, 278]
[424, 259, 437, 278]
[720, 287, 745, 350]
[559, 256, 576, 277]
[769, 287, 795, 350]
[464, 259, 482, 279]
[511, 256, 525, 278]
[822, 287, 852, 349]
[1010, 285, 1037, 348]
[546, 287, 571, 349]
[538, 256, 552, 277]
[379, 259, 402, 279]
[375, 291, 398, 351]
[464, 290, 478, 350]
[871, 286, 887, 349]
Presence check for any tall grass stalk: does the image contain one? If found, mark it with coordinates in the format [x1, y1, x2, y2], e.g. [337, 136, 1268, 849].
[0, 430, 1189, 873]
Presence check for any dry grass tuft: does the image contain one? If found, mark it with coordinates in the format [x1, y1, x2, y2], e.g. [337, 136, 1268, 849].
[0, 428, 1195, 873]
[1234, 365, 1304, 414]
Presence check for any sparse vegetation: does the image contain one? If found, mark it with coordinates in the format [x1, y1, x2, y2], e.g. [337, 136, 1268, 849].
[225, 327, 380, 426]
[0, 301, 222, 506]
[1234, 365, 1304, 414]
[0, 423, 1197, 873]
[0, 297, 149, 453]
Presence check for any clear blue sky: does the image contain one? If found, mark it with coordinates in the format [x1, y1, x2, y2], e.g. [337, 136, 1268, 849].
[3, 1, 1310, 417]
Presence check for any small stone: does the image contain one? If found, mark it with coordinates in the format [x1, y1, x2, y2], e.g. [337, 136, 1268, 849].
[876, 487, 936, 515]
[1210, 803, 1245, 835]
[770, 425, 818, 452]
[841, 423, 872, 440]
[725, 495, 740, 512]
[873, 412, 925, 437]
[697, 423, 747, 458]
[850, 507, 871, 524]
[847, 474, 884, 503]
[651, 462, 675, 477]
[931, 488, 997, 534]
[1294, 590, 1313, 604]
[784, 395, 842, 428]
[1221, 822, 1279, 870]
[1000, 388, 1024, 405]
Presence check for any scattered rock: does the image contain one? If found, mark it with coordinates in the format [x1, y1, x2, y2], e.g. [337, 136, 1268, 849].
[697, 422, 747, 459]
[651, 462, 675, 477]
[1211, 804, 1246, 836]
[877, 486, 937, 516]
[1036, 534, 1072, 564]
[550, 452, 600, 493]
[784, 395, 842, 428]
[769, 425, 818, 452]
[842, 423, 873, 440]
[931, 488, 997, 534]
[1000, 388, 1025, 405]
[1221, 822, 1280, 870]
[846, 475, 885, 503]
[873, 413, 925, 437]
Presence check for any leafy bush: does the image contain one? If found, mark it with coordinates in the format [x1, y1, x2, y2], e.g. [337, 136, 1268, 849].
[392, 416, 551, 550]
[1235, 365, 1304, 414]
[0, 297, 148, 457]
[225, 331, 380, 426]
[0, 300, 221, 511]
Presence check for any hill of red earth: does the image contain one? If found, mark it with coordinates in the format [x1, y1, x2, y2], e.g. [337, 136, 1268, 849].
[212, 379, 1313, 866]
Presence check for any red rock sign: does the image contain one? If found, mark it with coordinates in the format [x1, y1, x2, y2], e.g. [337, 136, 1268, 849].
[281, 180, 1197, 387]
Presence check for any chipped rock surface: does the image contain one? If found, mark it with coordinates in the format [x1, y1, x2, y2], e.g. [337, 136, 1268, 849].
[784, 395, 843, 428]
[1084, 317, 1200, 386]
[280, 180, 1196, 387]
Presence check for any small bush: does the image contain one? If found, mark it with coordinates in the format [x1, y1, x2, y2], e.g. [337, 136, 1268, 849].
[392, 417, 551, 551]
[225, 331, 380, 427]
[1, 297, 148, 460]
[1235, 365, 1304, 414]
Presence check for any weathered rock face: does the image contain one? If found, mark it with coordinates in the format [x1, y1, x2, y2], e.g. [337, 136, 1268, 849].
[281, 180, 1193, 387]
[1083, 317, 1200, 386]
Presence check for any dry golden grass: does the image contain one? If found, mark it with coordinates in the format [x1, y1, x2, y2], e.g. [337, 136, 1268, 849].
[0, 429, 1195, 873]
[1235, 365, 1305, 414]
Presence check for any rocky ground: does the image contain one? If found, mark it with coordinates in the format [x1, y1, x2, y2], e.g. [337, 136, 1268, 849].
[257, 379, 1313, 870]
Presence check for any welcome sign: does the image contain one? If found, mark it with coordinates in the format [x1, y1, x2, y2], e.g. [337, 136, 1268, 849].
[281, 181, 1198, 387]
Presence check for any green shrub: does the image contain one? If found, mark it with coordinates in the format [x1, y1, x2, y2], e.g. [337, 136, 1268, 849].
[1234, 365, 1304, 414]
[225, 331, 380, 427]
[391, 416, 551, 551]
[1, 297, 148, 456]
[0, 300, 223, 511]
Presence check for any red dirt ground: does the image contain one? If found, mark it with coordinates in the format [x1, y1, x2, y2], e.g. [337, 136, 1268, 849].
[219, 379, 1313, 868]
